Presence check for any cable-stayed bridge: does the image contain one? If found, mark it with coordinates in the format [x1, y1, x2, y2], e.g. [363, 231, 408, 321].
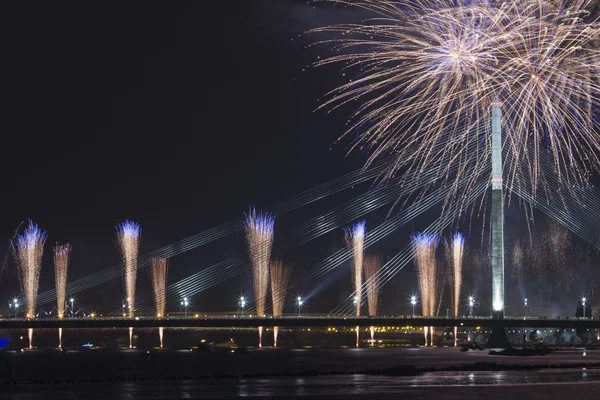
[2, 128, 600, 325]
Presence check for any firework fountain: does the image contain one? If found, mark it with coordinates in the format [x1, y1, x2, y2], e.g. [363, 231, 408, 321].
[364, 254, 382, 345]
[54, 243, 71, 348]
[117, 220, 141, 317]
[14, 221, 47, 349]
[270, 260, 292, 347]
[116, 220, 141, 349]
[244, 208, 275, 348]
[445, 233, 464, 346]
[344, 221, 366, 347]
[412, 233, 438, 346]
[150, 257, 168, 348]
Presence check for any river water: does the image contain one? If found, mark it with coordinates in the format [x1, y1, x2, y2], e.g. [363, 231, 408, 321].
[3, 370, 600, 399]
[2, 347, 600, 398]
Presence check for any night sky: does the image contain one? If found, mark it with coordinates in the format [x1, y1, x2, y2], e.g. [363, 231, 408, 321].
[1, 1, 597, 316]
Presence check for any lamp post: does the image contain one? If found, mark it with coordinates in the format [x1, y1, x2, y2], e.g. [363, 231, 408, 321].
[297, 296, 303, 317]
[524, 298, 528, 319]
[70, 298, 75, 318]
[239, 296, 246, 316]
[9, 298, 19, 318]
[468, 296, 475, 317]
[582, 297, 587, 318]
[410, 296, 417, 317]
[181, 297, 189, 318]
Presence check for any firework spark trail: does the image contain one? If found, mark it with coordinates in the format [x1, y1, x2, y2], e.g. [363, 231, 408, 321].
[412, 233, 438, 346]
[345, 221, 366, 317]
[545, 223, 570, 286]
[511, 239, 525, 281]
[364, 254, 382, 345]
[445, 233, 464, 347]
[270, 260, 292, 347]
[150, 258, 168, 317]
[345, 221, 366, 346]
[14, 221, 47, 350]
[529, 223, 571, 297]
[116, 221, 141, 317]
[14, 221, 47, 319]
[445, 233, 464, 319]
[313, 0, 600, 207]
[364, 254, 382, 317]
[270, 260, 292, 317]
[0, 222, 23, 286]
[244, 208, 275, 348]
[53, 244, 71, 319]
[413, 233, 438, 317]
[244, 208, 275, 316]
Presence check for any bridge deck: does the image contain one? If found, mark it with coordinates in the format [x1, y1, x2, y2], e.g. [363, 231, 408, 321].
[0, 316, 598, 329]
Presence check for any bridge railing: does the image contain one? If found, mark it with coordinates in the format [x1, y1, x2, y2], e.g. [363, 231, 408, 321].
[1, 315, 597, 321]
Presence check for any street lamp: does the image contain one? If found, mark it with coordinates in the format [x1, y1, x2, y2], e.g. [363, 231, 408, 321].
[9, 298, 19, 318]
[410, 296, 417, 317]
[239, 296, 246, 316]
[181, 297, 189, 318]
[582, 297, 587, 318]
[297, 296, 303, 317]
[70, 298, 75, 318]
[468, 296, 475, 317]
[524, 298, 528, 319]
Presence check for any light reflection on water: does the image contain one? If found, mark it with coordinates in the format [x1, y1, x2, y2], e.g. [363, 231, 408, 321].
[4, 370, 600, 399]
[406, 368, 600, 386]
[120, 369, 600, 397]
[178, 369, 600, 397]
[295, 377, 307, 396]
